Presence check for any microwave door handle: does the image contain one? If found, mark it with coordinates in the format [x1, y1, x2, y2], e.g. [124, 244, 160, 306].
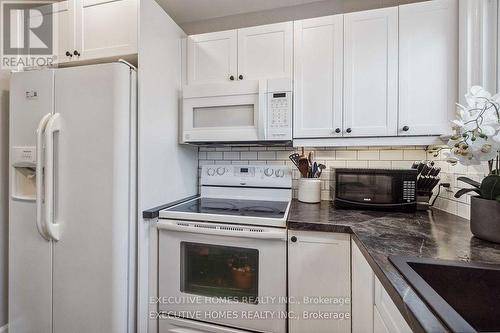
[258, 82, 267, 140]
[36, 113, 53, 241]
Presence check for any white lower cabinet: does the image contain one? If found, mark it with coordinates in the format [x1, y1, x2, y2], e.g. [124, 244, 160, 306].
[288, 231, 351, 333]
[352, 240, 413, 333]
[160, 316, 250, 333]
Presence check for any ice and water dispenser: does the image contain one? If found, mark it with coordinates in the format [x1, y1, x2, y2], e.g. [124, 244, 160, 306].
[11, 146, 37, 200]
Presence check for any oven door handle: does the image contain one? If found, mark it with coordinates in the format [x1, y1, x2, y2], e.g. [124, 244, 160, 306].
[157, 220, 287, 240]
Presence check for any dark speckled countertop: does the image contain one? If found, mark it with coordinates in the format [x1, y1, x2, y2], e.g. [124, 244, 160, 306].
[287, 200, 500, 333]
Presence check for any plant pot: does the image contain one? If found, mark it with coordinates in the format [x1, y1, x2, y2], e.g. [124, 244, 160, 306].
[232, 269, 253, 290]
[470, 196, 500, 244]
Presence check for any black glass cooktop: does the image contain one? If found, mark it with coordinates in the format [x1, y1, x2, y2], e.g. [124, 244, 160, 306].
[168, 198, 289, 219]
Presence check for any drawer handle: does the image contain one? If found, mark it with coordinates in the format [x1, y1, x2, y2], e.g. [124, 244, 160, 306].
[346, 128, 352, 133]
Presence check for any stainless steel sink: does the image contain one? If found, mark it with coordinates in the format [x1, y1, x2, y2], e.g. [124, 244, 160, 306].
[389, 256, 500, 333]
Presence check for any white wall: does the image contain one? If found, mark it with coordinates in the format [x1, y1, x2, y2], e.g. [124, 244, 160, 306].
[137, 0, 198, 331]
[175, 0, 427, 34]
[0, 70, 10, 329]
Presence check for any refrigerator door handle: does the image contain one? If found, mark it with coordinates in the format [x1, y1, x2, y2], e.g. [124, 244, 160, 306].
[36, 113, 52, 241]
[44, 113, 62, 241]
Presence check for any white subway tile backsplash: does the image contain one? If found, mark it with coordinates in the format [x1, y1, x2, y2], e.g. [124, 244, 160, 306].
[335, 150, 357, 160]
[241, 152, 258, 160]
[207, 152, 223, 160]
[368, 160, 392, 168]
[346, 160, 368, 168]
[380, 150, 403, 160]
[224, 152, 240, 160]
[403, 149, 426, 161]
[197, 145, 481, 221]
[314, 150, 336, 160]
[257, 151, 276, 160]
[357, 150, 379, 160]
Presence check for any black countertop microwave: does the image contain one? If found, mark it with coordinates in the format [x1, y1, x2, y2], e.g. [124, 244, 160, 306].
[333, 168, 418, 212]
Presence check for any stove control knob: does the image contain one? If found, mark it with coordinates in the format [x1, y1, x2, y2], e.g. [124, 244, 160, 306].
[207, 168, 215, 176]
[264, 168, 274, 177]
[216, 167, 225, 175]
[275, 169, 284, 178]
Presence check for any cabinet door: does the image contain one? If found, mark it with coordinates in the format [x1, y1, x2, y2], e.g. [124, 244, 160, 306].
[374, 306, 390, 333]
[399, 0, 458, 136]
[237, 22, 293, 81]
[30, 1, 76, 64]
[288, 231, 351, 333]
[160, 316, 249, 332]
[76, 0, 138, 61]
[293, 15, 343, 139]
[187, 30, 238, 84]
[344, 7, 398, 137]
[374, 277, 412, 333]
[352, 240, 374, 333]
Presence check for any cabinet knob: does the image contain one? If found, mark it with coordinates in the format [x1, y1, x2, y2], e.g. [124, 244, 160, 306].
[238, 74, 243, 80]
[65, 51, 72, 57]
[402, 126, 410, 132]
[346, 128, 352, 133]
[73, 50, 80, 57]
[290, 236, 297, 243]
[335, 128, 341, 133]
[229, 75, 235, 81]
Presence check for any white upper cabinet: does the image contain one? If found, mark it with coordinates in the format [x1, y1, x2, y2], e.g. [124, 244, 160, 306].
[31, 0, 137, 65]
[237, 22, 293, 81]
[76, 0, 138, 61]
[293, 15, 343, 139]
[187, 23, 292, 85]
[30, 1, 76, 64]
[187, 30, 238, 84]
[343, 7, 398, 137]
[399, 0, 458, 136]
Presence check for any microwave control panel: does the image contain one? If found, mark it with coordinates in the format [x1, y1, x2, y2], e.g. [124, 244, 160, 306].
[268, 91, 292, 140]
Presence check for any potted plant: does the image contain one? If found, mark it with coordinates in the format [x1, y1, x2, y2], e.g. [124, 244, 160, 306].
[430, 86, 500, 243]
[231, 256, 254, 290]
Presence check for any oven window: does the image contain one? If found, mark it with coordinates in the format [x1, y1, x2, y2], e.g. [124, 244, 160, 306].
[337, 174, 395, 203]
[180, 242, 259, 304]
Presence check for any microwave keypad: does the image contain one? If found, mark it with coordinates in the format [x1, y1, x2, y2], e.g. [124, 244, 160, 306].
[271, 98, 289, 128]
[403, 180, 416, 202]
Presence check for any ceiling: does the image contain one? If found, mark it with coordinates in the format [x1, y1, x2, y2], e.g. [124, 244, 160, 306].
[156, 0, 331, 24]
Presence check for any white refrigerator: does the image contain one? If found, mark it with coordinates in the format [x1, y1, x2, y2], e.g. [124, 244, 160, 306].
[9, 63, 137, 333]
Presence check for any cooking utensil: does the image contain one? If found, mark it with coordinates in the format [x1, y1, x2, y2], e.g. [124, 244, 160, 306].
[298, 158, 310, 178]
[289, 153, 300, 168]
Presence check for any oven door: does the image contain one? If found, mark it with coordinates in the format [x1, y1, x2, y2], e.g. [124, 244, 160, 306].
[181, 80, 267, 143]
[157, 220, 287, 333]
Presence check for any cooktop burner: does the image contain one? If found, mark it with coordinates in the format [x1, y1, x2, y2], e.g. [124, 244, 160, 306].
[168, 198, 289, 219]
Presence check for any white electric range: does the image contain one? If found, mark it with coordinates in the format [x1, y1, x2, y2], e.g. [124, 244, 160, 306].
[157, 164, 291, 333]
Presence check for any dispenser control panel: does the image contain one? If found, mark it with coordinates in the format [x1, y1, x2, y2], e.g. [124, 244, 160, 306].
[12, 146, 36, 166]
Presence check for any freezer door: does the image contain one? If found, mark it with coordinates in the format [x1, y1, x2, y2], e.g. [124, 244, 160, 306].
[8, 69, 54, 333]
[51, 63, 136, 333]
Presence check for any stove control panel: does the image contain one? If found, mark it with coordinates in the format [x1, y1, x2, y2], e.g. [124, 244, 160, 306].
[202, 165, 292, 188]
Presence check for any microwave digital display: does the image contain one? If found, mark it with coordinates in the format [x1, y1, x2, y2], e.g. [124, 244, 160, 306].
[273, 93, 286, 98]
[240, 168, 248, 173]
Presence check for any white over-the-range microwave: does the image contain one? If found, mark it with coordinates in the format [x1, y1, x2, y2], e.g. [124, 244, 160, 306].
[181, 78, 292, 144]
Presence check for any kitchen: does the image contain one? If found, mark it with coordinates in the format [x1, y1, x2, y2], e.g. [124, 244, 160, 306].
[1, 0, 500, 333]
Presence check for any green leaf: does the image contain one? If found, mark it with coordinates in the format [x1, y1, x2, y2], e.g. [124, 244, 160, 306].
[454, 188, 481, 198]
[457, 176, 481, 188]
[480, 175, 500, 200]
